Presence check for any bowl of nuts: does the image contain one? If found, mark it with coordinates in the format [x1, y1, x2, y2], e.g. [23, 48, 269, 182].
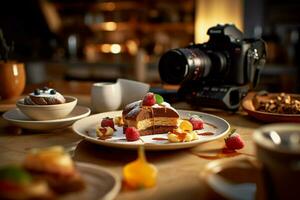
[242, 92, 300, 122]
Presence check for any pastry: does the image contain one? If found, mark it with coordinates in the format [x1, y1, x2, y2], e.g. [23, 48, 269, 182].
[23, 146, 85, 194]
[24, 87, 65, 105]
[0, 165, 54, 200]
[122, 93, 179, 135]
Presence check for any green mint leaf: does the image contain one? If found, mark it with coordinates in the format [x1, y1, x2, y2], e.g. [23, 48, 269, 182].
[0, 166, 32, 184]
[155, 94, 164, 104]
[229, 128, 237, 136]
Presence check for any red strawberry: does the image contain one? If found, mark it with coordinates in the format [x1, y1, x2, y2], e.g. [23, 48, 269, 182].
[142, 92, 156, 106]
[125, 127, 140, 141]
[189, 115, 204, 130]
[224, 129, 245, 150]
[101, 117, 116, 131]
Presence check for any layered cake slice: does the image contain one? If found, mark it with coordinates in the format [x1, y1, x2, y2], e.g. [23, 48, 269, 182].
[122, 93, 179, 135]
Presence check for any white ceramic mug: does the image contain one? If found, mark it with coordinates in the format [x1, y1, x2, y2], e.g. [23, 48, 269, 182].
[91, 82, 121, 113]
[253, 123, 300, 200]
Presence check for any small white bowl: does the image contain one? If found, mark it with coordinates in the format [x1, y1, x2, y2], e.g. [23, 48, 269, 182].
[16, 96, 77, 120]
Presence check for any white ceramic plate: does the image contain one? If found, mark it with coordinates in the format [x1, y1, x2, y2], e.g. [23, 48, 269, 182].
[62, 162, 120, 200]
[72, 110, 230, 150]
[2, 106, 91, 131]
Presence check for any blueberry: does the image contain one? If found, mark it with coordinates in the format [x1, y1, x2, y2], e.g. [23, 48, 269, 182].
[34, 89, 40, 95]
[50, 89, 56, 95]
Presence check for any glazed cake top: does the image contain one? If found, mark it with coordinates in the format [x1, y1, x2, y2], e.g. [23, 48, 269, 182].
[122, 100, 179, 121]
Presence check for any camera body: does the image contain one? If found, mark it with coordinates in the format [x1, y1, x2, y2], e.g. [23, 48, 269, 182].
[158, 24, 266, 110]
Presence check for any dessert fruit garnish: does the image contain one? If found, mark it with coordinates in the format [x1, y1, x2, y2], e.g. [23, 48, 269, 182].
[189, 115, 204, 130]
[101, 117, 116, 131]
[179, 119, 193, 132]
[114, 116, 124, 127]
[125, 127, 140, 141]
[0, 165, 54, 200]
[123, 146, 157, 189]
[142, 92, 165, 106]
[168, 120, 198, 143]
[24, 87, 66, 105]
[23, 146, 85, 194]
[96, 117, 117, 139]
[224, 129, 245, 150]
[142, 92, 156, 106]
[96, 126, 114, 139]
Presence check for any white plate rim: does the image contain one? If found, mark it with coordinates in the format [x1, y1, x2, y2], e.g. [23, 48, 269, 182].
[2, 106, 91, 124]
[75, 162, 121, 200]
[72, 110, 230, 150]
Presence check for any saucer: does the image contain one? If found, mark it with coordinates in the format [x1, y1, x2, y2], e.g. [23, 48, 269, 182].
[200, 158, 264, 200]
[63, 162, 120, 200]
[2, 106, 91, 131]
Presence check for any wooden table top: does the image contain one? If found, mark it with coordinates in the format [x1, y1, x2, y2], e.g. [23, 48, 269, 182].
[0, 81, 265, 200]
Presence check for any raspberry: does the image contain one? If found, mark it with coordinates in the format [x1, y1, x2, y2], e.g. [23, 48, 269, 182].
[224, 130, 245, 150]
[142, 92, 156, 106]
[189, 115, 204, 130]
[125, 127, 140, 141]
[101, 117, 116, 131]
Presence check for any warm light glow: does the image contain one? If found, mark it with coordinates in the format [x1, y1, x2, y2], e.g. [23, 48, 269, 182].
[110, 44, 121, 54]
[195, 0, 244, 43]
[103, 22, 117, 31]
[102, 2, 116, 11]
[126, 40, 138, 55]
[270, 131, 281, 145]
[101, 44, 111, 53]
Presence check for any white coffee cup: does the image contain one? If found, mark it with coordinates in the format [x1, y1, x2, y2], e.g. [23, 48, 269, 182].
[91, 82, 121, 113]
[253, 123, 300, 200]
[91, 79, 150, 113]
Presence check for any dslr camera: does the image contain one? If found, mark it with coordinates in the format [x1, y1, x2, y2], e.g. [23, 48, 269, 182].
[159, 24, 266, 110]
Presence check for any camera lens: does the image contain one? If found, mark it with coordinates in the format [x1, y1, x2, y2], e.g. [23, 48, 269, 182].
[159, 48, 227, 84]
[207, 52, 227, 74]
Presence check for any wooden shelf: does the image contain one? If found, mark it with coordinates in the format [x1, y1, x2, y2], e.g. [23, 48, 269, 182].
[53, 1, 194, 12]
[89, 22, 194, 33]
[140, 23, 194, 34]
[49, 0, 195, 83]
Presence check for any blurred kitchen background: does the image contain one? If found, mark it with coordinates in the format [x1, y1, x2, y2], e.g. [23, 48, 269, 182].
[0, 0, 299, 92]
